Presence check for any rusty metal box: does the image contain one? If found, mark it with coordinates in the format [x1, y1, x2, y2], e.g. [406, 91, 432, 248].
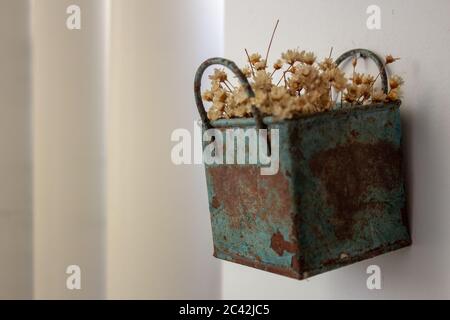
[204, 103, 410, 280]
[194, 50, 411, 280]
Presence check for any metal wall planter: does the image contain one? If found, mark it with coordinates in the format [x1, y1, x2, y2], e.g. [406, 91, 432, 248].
[194, 49, 411, 280]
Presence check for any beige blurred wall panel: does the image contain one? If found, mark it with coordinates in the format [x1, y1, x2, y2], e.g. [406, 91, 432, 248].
[0, 0, 32, 299]
[107, 0, 223, 299]
[32, 0, 108, 299]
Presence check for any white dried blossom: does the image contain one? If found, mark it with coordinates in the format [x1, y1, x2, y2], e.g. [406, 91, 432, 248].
[201, 48, 404, 121]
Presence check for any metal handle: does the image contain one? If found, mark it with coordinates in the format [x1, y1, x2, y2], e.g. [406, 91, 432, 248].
[194, 57, 265, 129]
[335, 48, 389, 94]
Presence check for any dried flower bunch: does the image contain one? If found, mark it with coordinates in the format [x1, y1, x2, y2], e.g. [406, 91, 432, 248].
[202, 22, 404, 121]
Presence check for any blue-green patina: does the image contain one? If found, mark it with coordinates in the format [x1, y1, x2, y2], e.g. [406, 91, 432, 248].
[204, 103, 411, 280]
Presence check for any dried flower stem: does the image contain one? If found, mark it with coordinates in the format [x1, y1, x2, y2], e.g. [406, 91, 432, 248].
[370, 67, 384, 89]
[222, 80, 233, 92]
[264, 19, 280, 68]
[269, 69, 278, 78]
[276, 65, 293, 86]
[356, 64, 386, 104]
[245, 48, 256, 77]
[225, 79, 235, 90]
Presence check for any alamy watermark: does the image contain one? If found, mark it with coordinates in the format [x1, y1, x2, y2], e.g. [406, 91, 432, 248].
[66, 5, 81, 30]
[171, 121, 279, 175]
[366, 265, 382, 290]
[366, 5, 381, 30]
[66, 265, 81, 290]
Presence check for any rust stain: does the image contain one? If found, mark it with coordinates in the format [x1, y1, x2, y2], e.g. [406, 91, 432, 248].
[217, 249, 301, 279]
[208, 166, 293, 228]
[291, 255, 302, 272]
[208, 166, 258, 228]
[270, 231, 297, 256]
[310, 141, 401, 240]
[258, 172, 293, 223]
[350, 129, 360, 138]
[211, 196, 220, 209]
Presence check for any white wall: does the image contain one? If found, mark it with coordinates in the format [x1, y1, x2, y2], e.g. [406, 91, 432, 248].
[106, 0, 223, 299]
[32, 0, 108, 299]
[0, 0, 32, 299]
[223, 0, 450, 299]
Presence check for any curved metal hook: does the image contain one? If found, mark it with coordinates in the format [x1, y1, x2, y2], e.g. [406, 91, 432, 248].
[335, 48, 389, 94]
[194, 57, 265, 129]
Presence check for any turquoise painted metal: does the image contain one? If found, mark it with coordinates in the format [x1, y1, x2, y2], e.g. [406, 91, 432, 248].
[194, 49, 411, 280]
